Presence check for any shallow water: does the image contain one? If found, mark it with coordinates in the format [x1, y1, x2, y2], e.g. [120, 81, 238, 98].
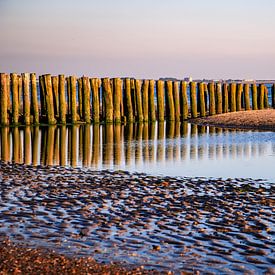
[0, 163, 274, 273]
[1, 122, 275, 181]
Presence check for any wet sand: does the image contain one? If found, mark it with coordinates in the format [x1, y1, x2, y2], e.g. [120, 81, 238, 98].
[0, 238, 154, 275]
[0, 162, 274, 274]
[189, 110, 275, 131]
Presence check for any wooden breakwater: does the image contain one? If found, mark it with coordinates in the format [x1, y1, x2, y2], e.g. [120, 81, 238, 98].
[0, 73, 275, 126]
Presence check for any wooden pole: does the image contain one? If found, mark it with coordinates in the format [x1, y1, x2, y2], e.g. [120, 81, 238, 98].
[264, 85, 269, 109]
[5, 75, 11, 116]
[208, 82, 216, 115]
[190, 82, 197, 118]
[30, 73, 39, 124]
[180, 81, 189, 120]
[52, 76, 59, 118]
[157, 80, 165, 122]
[272, 84, 275, 108]
[216, 82, 222, 114]
[58, 74, 66, 124]
[222, 83, 229, 113]
[102, 78, 113, 123]
[18, 75, 23, 118]
[77, 78, 83, 120]
[113, 78, 122, 123]
[66, 77, 71, 115]
[22, 73, 31, 125]
[0, 73, 9, 125]
[39, 75, 47, 117]
[83, 76, 91, 123]
[236, 83, 243, 111]
[70, 76, 77, 123]
[258, 84, 265, 110]
[173, 81, 180, 121]
[244, 83, 251, 110]
[43, 74, 56, 124]
[124, 78, 134, 123]
[252, 83, 258, 110]
[165, 81, 175, 121]
[149, 79, 156, 122]
[90, 78, 101, 123]
[198, 82, 206, 117]
[135, 79, 143, 122]
[142, 80, 149, 122]
[230, 82, 237, 112]
[131, 78, 137, 120]
[11, 73, 19, 124]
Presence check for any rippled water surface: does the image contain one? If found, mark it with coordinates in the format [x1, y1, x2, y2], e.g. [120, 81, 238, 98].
[0, 123, 274, 273]
[1, 122, 275, 181]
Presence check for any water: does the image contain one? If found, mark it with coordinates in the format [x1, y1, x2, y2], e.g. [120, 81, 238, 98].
[1, 122, 275, 181]
[0, 123, 274, 273]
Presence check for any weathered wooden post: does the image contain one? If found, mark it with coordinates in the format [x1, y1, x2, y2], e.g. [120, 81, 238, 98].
[236, 83, 243, 111]
[102, 78, 113, 123]
[113, 78, 122, 123]
[198, 82, 206, 117]
[58, 75, 66, 124]
[124, 78, 134, 123]
[157, 80, 165, 122]
[77, 78, 83, 119]
[208, 82, 216, 115]
[22, 73, 31, 125]
[149, 79, 156, 122]
[165, 81, 175, 121]
[11, 73, 19, 124]
[272, 83, 275, 108]
[222, 83, 229, 113]
[142, 80, 149, 122]
[43, 74, 56, 124]
[18, 75, 23, 116]
[244, 83, 251, 110]
[204, 83, 208, 112]
[66, 77, 71, 115]
[90, 78, 101, 123]
[258, 84, 265, 110]
[6, 75, 11, 115]
[216, 82, 222, 114]
[173, 81, 180, 121]
[135, 79, 143, 122]
[52, 76, 59, 118]
[39, 75, 47, 117]
[230, 82, 237, 112]
[180, 81, 189, 120]
[0, 73, 9, 125]
[252, 83, 258, 110]
[83, 76, 91, 123]
[131, 78, 137, 120]
[190, 82, 197, 118]
[264, 85, 269, 109]
[70, 76, 77, 123]
[30, 73, 39, 124]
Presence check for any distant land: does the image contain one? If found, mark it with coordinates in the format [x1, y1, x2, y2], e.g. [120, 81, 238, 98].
[159, 77, 275, 84]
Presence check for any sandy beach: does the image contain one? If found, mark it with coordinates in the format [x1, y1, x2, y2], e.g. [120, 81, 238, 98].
[189, 110, 275, 131]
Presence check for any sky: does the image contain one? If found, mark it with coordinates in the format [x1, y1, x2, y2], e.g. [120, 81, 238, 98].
[0, 0, 275, 79]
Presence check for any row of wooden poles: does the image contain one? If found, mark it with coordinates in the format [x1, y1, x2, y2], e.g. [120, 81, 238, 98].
[0, 73, 275, 126]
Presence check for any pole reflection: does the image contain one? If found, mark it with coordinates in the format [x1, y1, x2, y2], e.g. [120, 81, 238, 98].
[0, 123, 273, 177]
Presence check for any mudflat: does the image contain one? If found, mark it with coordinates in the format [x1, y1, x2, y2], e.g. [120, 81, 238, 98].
[189, 109, 275, 130]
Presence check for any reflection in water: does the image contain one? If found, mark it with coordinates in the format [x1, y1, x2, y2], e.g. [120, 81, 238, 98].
[1, 123, 275, 180]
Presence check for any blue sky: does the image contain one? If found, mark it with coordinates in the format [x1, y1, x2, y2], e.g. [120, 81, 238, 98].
[0, 0, 274, 79]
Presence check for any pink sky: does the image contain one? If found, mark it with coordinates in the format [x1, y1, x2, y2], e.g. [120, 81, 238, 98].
[1, 0, 275, 79]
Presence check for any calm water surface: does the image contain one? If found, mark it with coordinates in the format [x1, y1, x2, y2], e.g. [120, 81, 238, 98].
[1, 122, 275, 181]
